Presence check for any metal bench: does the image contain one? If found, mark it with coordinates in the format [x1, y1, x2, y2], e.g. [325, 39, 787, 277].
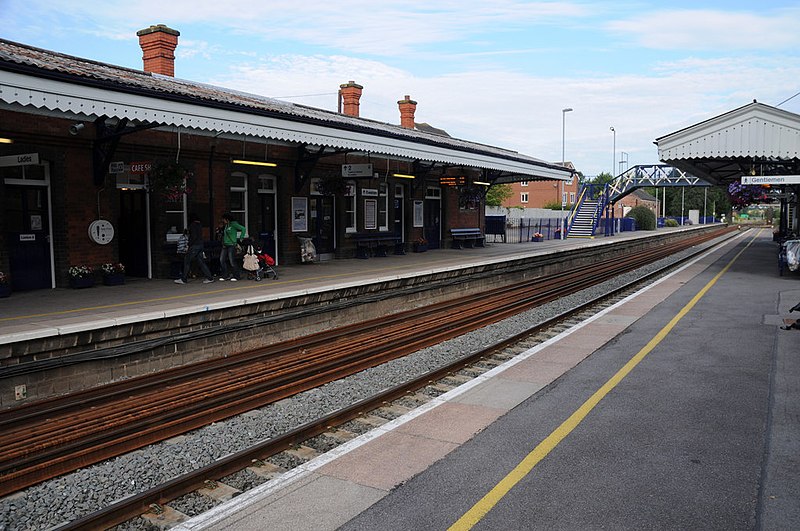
[350, 233, 405, 258]
[450, 228, 485, 249]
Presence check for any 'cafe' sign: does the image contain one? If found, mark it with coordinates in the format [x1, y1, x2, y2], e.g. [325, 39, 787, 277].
[0, 152, 40, 167]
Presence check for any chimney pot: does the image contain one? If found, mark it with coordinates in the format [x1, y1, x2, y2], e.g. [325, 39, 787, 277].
[398, 95, 418, 129]
[137, 24, 180, 77]
[339, 81, 363, 117]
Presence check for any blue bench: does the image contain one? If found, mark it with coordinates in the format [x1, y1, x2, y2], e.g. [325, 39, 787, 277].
[450, 228, 485, 249]
[350, 233, 405, 258]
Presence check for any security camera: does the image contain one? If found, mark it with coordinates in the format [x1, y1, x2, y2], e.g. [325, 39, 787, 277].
[69, 123, 85, 135]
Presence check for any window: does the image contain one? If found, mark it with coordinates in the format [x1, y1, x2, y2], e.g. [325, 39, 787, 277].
[230, 172, 248, 232]
[378, 182, 388, 231]
[562, 191, 568, 205]
[257, 174, 276, 194]
[521, 192, 529, 203]
[570, 192, 576, 204]
[520, 181, 528, 187]
[345, 180, 357, 233]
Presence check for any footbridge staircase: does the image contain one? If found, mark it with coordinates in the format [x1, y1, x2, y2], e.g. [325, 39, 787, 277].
[565, 165, 710, 238]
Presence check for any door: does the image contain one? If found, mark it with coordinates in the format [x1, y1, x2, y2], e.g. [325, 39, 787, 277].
[258, 189, 277, 261]
[309, 196, 335, 260]
[424, 197, 441, 249]
[6, 185, 52, 290]
[393, 184, 405, 242]
[118, 190, 149, 277]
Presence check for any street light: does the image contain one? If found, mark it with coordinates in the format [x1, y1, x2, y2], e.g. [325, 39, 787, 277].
[561, 108, 573, 240]
[609, 126, 616, 177]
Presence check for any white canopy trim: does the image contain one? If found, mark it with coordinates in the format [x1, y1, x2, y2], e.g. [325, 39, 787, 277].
[656, 102, 800, 162]
[0, 70, 571, 181]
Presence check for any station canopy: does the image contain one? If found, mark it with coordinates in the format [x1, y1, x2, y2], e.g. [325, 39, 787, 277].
[655, 101, 800, 186]
[0, 38, 572, 184]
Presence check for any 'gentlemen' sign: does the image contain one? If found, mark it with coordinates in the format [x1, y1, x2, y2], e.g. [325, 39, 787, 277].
[741, 175, 800, 185]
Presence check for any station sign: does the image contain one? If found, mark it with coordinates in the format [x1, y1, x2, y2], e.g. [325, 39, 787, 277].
[741, 175, 800, 185]
[0, 153, 39, 167]
[109, 161, 125, 174]
[130, 161, 152, 174]
[341, 163, 373, 178]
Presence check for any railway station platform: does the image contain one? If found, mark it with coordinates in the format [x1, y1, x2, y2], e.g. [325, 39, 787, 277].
[0, 226, 710, 346]
[166, 227, 800, 530]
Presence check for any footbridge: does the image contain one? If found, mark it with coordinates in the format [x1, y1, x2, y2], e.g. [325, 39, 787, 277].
[566, 164, 711, 238]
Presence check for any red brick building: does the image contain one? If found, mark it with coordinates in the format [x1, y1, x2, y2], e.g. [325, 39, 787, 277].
[0, 26, 572, 291]
[503, 162, 579, 208]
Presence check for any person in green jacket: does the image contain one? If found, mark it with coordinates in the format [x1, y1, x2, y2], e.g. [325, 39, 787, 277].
[218, 212, 247, 281]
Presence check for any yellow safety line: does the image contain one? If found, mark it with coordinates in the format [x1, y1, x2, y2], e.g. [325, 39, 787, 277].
[449, 230, 759, 530]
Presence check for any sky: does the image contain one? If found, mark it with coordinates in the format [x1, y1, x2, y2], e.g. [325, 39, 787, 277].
[3, 0, 800, 177]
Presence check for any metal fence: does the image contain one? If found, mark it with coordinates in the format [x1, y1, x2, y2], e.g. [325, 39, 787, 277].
[485, 216, 565, 243]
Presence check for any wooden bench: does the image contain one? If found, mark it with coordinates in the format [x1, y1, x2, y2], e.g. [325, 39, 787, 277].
[350, 233, 405, 258]
[450, 228, 485, 249]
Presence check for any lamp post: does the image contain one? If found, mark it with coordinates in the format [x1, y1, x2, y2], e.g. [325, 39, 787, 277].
[609, 126, 616, 177]
[609, 126, 616, 234]
[561, 108, 573, 239]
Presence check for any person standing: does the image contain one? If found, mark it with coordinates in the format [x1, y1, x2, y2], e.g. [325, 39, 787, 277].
[219, 212, 247, 281]
[174, 214, 214, 284]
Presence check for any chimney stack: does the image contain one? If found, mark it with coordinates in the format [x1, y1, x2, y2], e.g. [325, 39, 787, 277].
[339, 81, 363, 117]
[137, 24, 180, 76]
[398, 95, 417, 129]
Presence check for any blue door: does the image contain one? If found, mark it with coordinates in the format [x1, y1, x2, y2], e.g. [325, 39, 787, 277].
[7, 185, 51, 291]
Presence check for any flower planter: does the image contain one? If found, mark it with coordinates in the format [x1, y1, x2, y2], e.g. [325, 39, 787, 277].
[413, 243, 428, 253]
[103, 273, 125, 286]
[0, 285, 11, 298]
[69, 276, 95, 289]
[532, 237, 543, 242]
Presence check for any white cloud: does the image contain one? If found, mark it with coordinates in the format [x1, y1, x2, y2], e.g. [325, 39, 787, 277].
[607, 8, 800, 51]
[15, 0, 592, 56]
[210, 51, 800, 176]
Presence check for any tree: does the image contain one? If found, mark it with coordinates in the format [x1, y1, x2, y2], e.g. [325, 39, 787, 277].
[485, 184, 513, 207]
[652, 186, 731, 218]
[591, 172, 615, 186]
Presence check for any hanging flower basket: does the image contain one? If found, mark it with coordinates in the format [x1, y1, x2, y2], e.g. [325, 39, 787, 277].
[317, 173, 348, 196]
[727, 182, 768, 207]
[149, 162, 193, 201]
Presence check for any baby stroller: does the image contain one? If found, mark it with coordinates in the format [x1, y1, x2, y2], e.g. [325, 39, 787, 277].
[241, 239, 278, 281]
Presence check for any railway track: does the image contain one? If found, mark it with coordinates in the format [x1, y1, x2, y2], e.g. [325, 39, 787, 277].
[2, 228, 735, 529]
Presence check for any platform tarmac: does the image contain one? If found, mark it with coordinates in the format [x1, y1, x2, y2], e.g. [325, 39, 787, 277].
[157, 227, 799, 531]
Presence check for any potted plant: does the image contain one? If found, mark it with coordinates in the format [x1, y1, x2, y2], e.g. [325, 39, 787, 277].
[412, 237, 428, 253]
[68, 264, 96, 289]
[0, 272, 10, 298]
[100, 262, 126, 286]
[532, 232, 544, 242]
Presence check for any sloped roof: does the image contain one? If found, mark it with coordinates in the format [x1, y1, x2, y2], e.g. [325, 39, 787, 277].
[0, 38, 572, 182]
[655, 101, 800, 184]
[630, 188, 657, 202]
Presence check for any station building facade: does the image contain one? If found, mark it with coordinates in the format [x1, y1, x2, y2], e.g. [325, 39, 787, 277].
[0, 26, 572, 292]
